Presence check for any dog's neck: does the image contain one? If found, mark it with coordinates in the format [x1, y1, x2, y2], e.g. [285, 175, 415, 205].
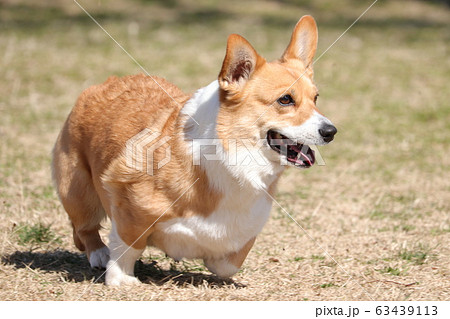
[180, 80, 283, 196]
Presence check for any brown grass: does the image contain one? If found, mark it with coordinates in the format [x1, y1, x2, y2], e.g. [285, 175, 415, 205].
[0, 0, 449, 300]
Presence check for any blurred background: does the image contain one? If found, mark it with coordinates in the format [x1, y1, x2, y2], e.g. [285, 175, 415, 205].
[0, 0, 448, 300]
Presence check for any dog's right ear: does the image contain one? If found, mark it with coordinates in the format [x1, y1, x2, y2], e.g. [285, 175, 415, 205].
[281, 15, 318, 68]
[219, 34, 265, 94]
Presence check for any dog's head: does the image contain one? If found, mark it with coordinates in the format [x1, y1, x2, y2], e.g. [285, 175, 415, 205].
[217, 15, 337, 169]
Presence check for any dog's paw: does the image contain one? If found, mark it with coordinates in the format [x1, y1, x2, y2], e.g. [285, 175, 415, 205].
[106, 274, 140, 287]
[105, 269, 140, 286]
[204, 258, 239, 278]
[105, 260, 141, 286]
[89, 246, 110, 269]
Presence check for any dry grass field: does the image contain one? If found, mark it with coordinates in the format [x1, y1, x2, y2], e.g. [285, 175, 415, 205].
[0, 0, 449, 300]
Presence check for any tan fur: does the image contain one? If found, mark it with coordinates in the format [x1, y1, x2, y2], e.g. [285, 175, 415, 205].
[53, 75, 222, 252]
[227, 237, 256, 269]
[52, 15, 329, 280]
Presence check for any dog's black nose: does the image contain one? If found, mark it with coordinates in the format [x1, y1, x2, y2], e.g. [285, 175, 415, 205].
[319, 124, 337, 143]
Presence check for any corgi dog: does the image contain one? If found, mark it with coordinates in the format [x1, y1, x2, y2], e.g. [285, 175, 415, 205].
[52, 15, 336, 286]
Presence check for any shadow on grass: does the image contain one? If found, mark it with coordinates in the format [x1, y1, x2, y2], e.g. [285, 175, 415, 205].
[1, 249, 244, 288]
[1, 249, 104, 283]
[135, 259, 245, 288]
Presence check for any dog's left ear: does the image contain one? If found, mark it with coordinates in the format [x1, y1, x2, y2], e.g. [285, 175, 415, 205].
[282, 15, 318, 67]
[219, 34, 265, 94]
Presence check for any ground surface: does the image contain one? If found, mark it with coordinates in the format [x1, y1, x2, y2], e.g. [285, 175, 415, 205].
[0, 0, 449, 300]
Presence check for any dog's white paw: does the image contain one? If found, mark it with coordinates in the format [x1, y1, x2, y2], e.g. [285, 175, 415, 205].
[89, 246, 110, 269]
[204, 258, 239, 278]
[106, 274, 140, 287]
[105, 261, 140, 286]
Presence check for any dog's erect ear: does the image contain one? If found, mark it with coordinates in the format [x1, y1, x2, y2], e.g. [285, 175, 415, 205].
[281, 15, 318, 67]
[219, 34, 264, 93]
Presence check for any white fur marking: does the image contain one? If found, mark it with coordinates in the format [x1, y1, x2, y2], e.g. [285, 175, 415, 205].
[105, 221, 144, 286]
[204, 258, 239, 278]
[158, 193, 271, 263]
[171, 81, 287, 276]
[89, 246, 110, 269]
[277, 111, 334, 146]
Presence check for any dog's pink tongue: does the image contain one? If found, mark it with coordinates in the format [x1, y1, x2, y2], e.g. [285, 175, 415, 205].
[300, 151, 312, 166]
[297, 147, 315, 166]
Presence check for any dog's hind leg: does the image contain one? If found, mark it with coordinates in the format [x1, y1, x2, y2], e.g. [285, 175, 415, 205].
[52, 136, 109, 268]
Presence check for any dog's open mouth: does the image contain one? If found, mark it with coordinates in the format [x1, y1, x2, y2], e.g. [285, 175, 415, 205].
[267, 129, 315, 168]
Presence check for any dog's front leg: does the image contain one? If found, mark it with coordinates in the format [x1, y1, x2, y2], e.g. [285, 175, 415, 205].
[204, 237, 256, 278]
[105, 220, 145, 286]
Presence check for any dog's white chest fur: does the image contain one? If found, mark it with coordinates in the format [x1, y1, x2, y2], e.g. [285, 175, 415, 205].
[157, 192, 271, 260]
[155, 81, 278, 261]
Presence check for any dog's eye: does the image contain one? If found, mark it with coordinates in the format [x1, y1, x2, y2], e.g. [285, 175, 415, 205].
[314, 93, 319, 104]
[277, 94, 295, 106]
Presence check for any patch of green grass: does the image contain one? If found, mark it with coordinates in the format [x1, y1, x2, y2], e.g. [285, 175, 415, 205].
[401, 224, 416, 232]
[389, 194, 417, 205]
[378, 266, 404, 276]
[16, 223, 61, 247]
[276, 189, 309, 202]
[413, 108, 450, 124]
[288, 256, 305, 262]
[367, 192, 422, 222]
[29, 184, 56, 200]
[311, 254, 325, 261]
[369, 209, 387, 220]
[392, 224, 416, 232]
[391, 211, 415, 221]
[369, 209, 414, 221]
[430, 227, 450, 235]
[319, 282, 336, 288]
[399, 249, 428, 265]
[181, 259, 206, 272]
